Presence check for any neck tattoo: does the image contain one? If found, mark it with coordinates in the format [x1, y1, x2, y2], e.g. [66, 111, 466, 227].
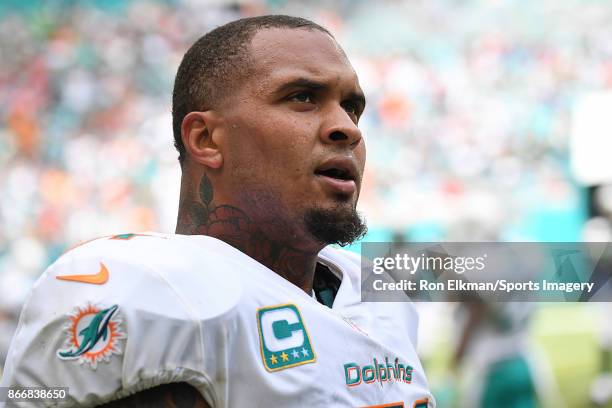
[176, 174, 319, 292]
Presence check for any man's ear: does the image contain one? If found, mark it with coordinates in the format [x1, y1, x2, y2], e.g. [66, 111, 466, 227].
[181, 111, 223, 169]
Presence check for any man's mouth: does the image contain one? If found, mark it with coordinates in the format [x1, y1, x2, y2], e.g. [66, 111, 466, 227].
[314, 167, 353, 181]
[314, 158, 359, 196]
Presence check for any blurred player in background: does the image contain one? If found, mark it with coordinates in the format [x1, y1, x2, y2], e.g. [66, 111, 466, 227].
[0, 15, 434, 407]
[452, 302, 541, 408]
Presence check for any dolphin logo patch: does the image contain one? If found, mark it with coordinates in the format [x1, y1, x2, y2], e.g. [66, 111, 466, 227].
[57, 303, 125, 369]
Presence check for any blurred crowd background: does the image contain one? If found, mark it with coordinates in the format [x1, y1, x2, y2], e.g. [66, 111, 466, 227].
[1, 0, 612, 406]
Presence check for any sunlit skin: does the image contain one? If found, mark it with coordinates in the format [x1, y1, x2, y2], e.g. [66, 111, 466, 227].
[176, 27, 366, 294]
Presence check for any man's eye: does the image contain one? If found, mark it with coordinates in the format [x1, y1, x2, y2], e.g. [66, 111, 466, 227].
[342, 101, 359, 116]
[289, 92, 314, 103]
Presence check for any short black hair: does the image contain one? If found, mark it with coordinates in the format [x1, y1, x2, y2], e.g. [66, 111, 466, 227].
[172, 15, 332, 164]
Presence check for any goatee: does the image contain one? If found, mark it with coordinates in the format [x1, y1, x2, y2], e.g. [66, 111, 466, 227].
[304, 205, 367, 247]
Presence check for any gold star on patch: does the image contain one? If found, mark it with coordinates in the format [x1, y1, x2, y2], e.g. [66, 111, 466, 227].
[270, 354, 278, 365]
[280, 352, 289, 362]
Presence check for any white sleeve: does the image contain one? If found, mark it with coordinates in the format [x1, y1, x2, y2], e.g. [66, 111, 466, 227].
[0, 242, 215, 407]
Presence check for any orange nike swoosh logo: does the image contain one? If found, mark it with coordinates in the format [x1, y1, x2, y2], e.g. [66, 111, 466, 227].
[56, 262, 109, 285]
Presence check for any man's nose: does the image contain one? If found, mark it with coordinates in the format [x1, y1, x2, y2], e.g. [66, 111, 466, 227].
[319, 107, 362, 148]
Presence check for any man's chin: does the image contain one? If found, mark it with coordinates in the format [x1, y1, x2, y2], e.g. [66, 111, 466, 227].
[303, 204, 367, 247]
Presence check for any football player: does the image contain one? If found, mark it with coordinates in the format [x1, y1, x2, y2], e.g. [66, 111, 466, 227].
[1, 15, 434, 407]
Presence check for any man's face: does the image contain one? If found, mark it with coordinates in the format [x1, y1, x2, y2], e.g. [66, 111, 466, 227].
[215, 27, 366, 248]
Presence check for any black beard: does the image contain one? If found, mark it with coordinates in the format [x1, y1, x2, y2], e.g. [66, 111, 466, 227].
[304, 205, 367, 247]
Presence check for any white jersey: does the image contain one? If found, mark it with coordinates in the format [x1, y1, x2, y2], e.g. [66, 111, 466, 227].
[1, 233, 434, 407]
